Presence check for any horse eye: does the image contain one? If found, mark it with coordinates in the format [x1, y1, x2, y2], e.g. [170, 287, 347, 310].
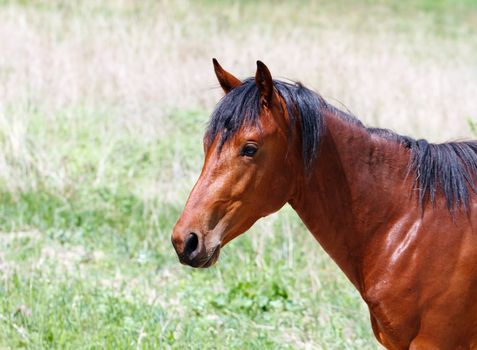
[241, 144, 258, 157]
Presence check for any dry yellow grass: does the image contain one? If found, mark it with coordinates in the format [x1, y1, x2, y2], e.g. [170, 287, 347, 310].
[1, 1, 475, 125]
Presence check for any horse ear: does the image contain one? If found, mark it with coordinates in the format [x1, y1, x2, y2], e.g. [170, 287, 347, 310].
[255, 60, 273, 106]
[213, 58, 241, 94]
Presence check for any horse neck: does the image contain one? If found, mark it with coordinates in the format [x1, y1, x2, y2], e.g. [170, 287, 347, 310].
[288, 110, 413, 289]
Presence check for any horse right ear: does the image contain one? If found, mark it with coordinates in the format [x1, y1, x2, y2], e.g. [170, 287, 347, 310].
[213, 58, 241, 94]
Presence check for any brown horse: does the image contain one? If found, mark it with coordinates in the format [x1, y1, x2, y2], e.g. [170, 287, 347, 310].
[171, 59, 477, 349]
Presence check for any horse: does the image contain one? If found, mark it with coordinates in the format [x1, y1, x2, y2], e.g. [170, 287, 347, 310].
[171, 59, 477, 349]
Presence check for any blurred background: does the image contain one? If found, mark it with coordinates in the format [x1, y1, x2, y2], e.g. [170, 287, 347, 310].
[0, 0, 476, 348]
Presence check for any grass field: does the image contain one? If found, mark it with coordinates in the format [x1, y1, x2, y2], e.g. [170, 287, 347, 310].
[0, 0, 476, 348]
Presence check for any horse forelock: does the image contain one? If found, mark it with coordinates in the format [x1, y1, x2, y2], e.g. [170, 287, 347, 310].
[206, 78, 327, 170]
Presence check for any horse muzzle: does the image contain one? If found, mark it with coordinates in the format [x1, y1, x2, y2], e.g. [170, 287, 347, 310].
[171, 228, 221, 268]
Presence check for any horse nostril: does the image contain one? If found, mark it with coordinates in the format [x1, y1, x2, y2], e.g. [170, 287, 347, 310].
[184, 232, 199, 259]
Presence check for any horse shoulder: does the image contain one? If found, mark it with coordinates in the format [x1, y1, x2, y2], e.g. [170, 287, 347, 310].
[362, 206, 477, 348]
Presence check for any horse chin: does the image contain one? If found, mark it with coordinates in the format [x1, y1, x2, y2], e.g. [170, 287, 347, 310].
[200, 245, 221, 268]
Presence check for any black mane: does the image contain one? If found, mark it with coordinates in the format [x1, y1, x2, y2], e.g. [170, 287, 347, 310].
[206, 78, 477, 211]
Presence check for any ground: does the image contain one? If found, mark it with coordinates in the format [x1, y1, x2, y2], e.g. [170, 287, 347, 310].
[0, 0, 476, 348]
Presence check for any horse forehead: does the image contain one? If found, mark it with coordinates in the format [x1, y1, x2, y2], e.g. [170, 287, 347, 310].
[237, 121, 282, 142]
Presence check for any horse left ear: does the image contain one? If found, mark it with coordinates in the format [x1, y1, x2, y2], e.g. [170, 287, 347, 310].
[213, 58, 242, 94]
[255, 60, 273, 107]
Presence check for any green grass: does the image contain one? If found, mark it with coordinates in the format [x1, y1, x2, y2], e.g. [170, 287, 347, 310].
[0, 0, 476, 348]
[0, 190, 373, 349]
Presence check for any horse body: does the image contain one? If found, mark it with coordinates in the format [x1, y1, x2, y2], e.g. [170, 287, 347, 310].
[294, 111, 477, 348]
[171, 59, 477, 349]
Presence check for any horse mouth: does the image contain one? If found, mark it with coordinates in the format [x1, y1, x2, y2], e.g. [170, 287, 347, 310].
[201, 245, 221, 268]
